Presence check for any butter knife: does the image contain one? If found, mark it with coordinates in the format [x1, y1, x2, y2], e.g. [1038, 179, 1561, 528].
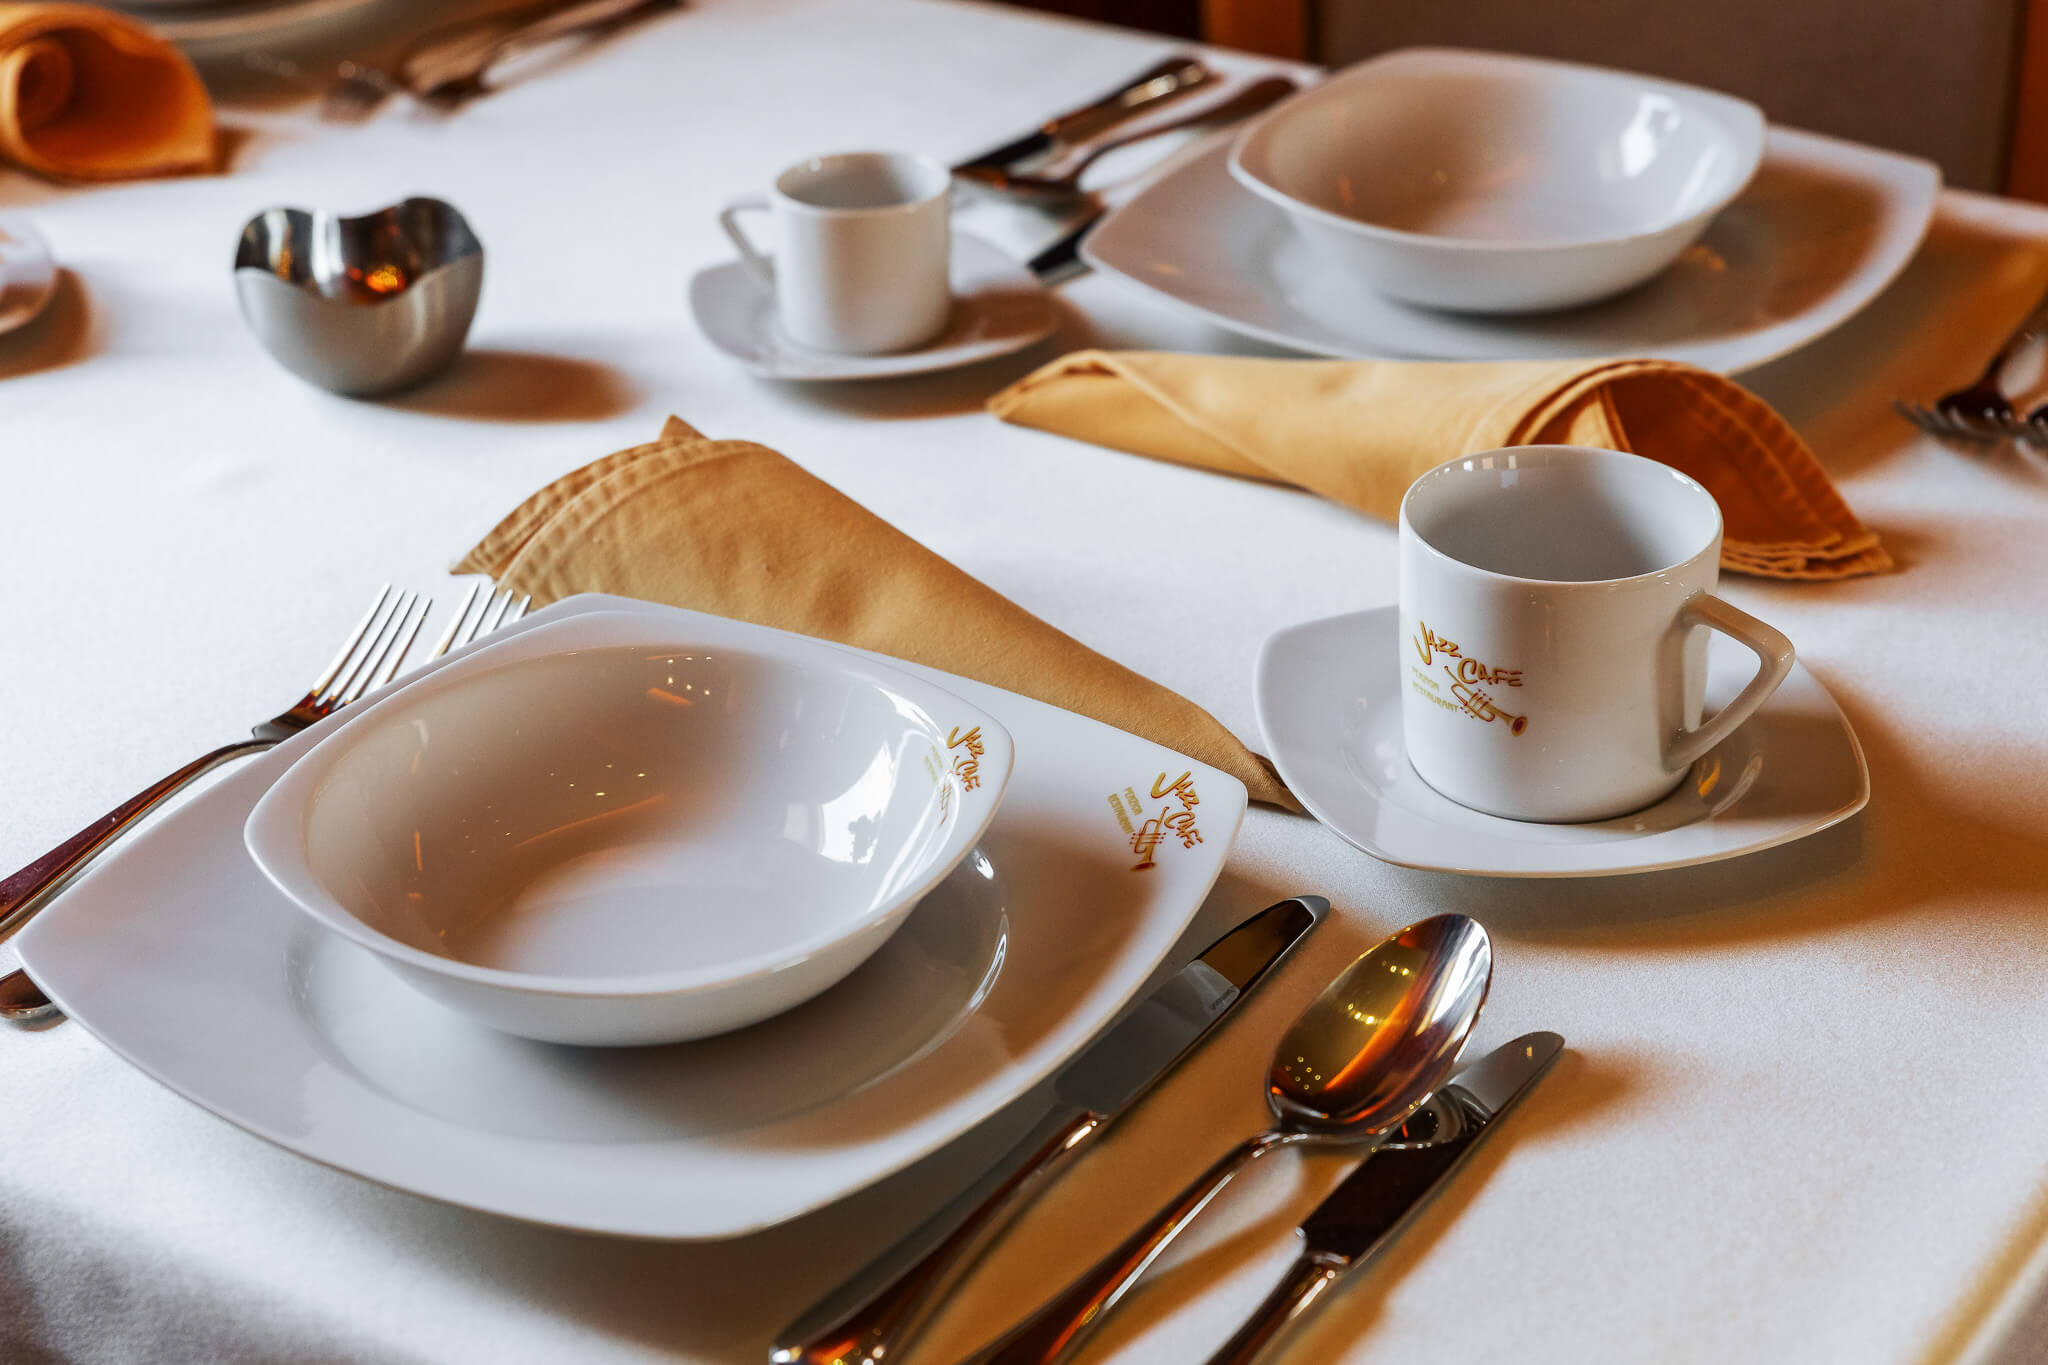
[1205, 1031, 1565, 1365]
[951, 55, 1215, 178]
[770, 895, 1327, 1365]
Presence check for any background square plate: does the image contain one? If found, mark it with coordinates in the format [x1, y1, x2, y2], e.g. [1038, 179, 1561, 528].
[1084, 127, 1939, 375]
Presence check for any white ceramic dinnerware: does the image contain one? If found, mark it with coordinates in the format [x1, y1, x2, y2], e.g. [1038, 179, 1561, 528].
[1401, 447, 1794, 823]
[1083, 127, 1939, 372]
[244, 612, 1013, 1046]
[1229, 49, 1764, 313]
[1254, 605, 1867, 877]
[19, 595, 1246, 1236]
[690, 232, 1059, 380]
[719, 151, 953, 354]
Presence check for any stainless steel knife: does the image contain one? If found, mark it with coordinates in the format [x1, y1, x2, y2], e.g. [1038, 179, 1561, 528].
[1204, 1031, 1566, 1365]
[770, 895, 1328, 1365]
[950, 55, 1215, 178]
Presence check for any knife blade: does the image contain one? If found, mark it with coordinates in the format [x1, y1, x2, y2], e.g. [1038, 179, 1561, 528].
[951, 54, 1215, 178]
[770, 895, 1327, 1365]
[1204, 1031, 1565, 1365]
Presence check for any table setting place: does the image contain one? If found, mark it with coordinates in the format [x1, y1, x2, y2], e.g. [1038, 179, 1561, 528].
[2, 0, 2048, 1360]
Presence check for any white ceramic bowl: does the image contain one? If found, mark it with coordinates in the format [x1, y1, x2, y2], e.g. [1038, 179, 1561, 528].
[1228, 49, 1765, 314]
[245, 611, 1013, 1046]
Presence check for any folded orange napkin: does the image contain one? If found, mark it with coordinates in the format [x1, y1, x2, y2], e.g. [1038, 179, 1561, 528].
[455, 417, 1296, 809]
[989, 351, 1890, 580]
[0, 4, 212, 181]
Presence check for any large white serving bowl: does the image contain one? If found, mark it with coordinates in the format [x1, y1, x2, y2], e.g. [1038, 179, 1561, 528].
[1228, 49, 1765, 314]
[244, 611, 1013, 1046]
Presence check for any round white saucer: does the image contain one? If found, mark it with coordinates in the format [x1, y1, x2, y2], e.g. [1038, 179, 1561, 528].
[1254, 606, 1870, 878]
[689, 232, 1059, 381]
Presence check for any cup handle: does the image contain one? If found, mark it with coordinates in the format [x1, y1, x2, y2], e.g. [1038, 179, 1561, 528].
[717, 196, 775, 292]
[1663, 593, 1796, 772]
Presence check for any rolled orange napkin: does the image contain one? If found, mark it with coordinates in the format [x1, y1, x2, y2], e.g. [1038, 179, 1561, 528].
[0, 4, 212, 181]
[455, 417, 1297, 809]
[988, 351, 1889, 580]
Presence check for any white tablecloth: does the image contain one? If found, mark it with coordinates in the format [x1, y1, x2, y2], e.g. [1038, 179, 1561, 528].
[4, 1, 2048, 1360]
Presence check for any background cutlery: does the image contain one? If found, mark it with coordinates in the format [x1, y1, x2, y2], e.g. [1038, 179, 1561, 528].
[962, 915, 1493, 1365]
[1893, 279, 2048, 442]
[320, 0, 681, 120]
[950, 54, 1215, 179]
[1205, 1032, 1564, 1365]
[961, 76, 1298, 198]
[1018, 78, 1301, 286]
[0, 584, 528, 1023]
[407, 0, 683, 108]
[772, 895, 1326, 1365]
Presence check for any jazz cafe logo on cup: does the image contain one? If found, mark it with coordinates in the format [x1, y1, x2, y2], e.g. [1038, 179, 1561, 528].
[922, 725, 989, 822]
[1411, 621, 1529, 737]
[1107, 771, 1205, 872]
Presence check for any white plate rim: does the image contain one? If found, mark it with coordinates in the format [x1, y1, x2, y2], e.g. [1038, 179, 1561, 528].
[1083, 124, 1940, 375]
[17, 594, 1247, 1238]
[1252, 605, 1870, 878]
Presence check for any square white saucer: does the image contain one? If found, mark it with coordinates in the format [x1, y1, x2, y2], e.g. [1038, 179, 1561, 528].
[15, 595, 1246, 1238]
[1253, 606, 1869, 878]
[1084, 127, 1939, 374]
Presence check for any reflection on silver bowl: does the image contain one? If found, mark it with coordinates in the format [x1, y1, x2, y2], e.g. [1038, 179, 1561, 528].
[234, 196, 483, 397]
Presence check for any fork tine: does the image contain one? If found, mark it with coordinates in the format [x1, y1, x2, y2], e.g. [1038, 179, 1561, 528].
[331, 591, 418, 705]
[318, 589, 404, 704]
[446, 585, 504, 655]
[482, 588, 518, 634]
[503, 593, 531, 626]
[372, 595, 433, 691]
[427, 580, 486, 662]
[307, 585, 392, 699]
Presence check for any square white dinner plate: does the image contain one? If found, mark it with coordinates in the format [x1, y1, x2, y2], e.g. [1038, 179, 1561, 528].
[15, 595, 1246, 1239]
[1253, 606, 1869, 877]
[1084, 126, 1939, 374]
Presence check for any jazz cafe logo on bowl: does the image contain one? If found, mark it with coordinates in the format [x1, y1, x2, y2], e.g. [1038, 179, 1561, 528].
[921, 724, 990, 823]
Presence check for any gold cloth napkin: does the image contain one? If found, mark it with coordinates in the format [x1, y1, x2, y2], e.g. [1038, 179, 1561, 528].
[0, 4, 212, 181]
[989, 351, 1890, 580]
[454, 417, 1297, 809]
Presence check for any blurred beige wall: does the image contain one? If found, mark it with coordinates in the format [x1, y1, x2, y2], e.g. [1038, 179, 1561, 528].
[1314, 0, 2022, 190]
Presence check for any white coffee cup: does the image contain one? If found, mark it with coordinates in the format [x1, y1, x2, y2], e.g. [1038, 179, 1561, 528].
[1398, 445, 1795, 823]
[718, 151, 952, 355]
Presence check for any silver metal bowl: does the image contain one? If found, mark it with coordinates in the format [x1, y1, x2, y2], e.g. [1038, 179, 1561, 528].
[234, 197, 484, 397]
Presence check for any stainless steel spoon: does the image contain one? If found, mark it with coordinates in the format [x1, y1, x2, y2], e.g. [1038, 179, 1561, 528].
[960, 913, 1493, 1365]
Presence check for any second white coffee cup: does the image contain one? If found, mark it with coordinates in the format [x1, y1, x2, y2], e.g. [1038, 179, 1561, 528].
[1399, 445, 1796, 823]
[719, 151, 952, 355]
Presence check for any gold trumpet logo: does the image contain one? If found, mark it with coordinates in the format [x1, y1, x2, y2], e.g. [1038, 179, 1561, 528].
[1450, 677, 1528, 736]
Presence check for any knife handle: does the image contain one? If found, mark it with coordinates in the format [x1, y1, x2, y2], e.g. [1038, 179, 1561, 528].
[770, 1108, 1104, 1365]
[1203, 1252, 1345, 1365]
[963, 1130, 1288, 1365]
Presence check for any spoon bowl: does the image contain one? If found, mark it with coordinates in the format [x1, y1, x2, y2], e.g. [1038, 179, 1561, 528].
[1268, 913, 1493, 1137]
[967, 913, 1492, 1365]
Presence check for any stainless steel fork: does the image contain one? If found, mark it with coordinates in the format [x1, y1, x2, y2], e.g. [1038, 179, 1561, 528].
[0, 583, 529, 1021]
[1893, 280, 2048, 442]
